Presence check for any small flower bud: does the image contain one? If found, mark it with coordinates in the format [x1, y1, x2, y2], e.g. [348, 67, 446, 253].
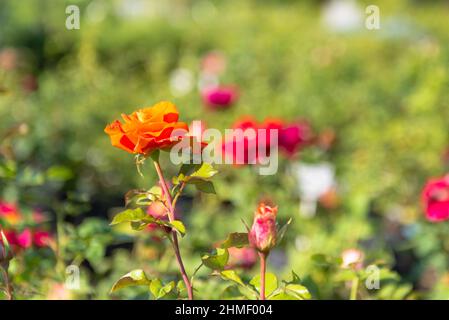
[248, 203, 278, 254]
[341, 248, 364, 270]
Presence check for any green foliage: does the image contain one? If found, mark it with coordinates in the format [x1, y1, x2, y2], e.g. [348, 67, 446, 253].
[110, 269, 151, 293]
[202, 248, 229, 270]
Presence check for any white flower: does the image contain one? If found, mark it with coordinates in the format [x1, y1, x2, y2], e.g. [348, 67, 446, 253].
[322, 0, 363, 33]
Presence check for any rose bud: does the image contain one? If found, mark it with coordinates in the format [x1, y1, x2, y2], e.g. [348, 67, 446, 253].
[422, 175, 449, 222]
[341, 248, 364, 270]
[248, 203, 278, 254]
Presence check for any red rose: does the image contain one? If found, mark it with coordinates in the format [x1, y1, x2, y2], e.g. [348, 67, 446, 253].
[202, 85, 238, 110]
[33, 231, 52, 248]
[278, 121, 312, 157]
[422, 175, 449, 222]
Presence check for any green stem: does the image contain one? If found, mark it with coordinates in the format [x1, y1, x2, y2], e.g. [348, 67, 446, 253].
[0, 265, 13, 300]
[55, 207, 66, 276]
[350, 276, 359, 300]
[153, 160, 193, 300]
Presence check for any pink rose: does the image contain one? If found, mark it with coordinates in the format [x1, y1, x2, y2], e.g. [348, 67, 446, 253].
[422, 175, 449, 222]
[33, 231, 52, 247]
[278, 121, 312, 157]
[202, 85, 238, 110]
[16, 229, 33, 249]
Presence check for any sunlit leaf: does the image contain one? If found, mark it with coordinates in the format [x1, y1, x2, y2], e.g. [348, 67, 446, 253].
[220, 270, 245, 287]
[276, 218, 292, 244]
[170, 220, 186, 236]
[110, 269, 151, 293]
[202, 248, 229, 270]
[150, 278, 175, 299]
[221, 233, 249, 249]
[110, 208, 146, 225]
[190, 162, 218, 179]
[250, 273, 278, 297]
[285, 284, 311, 300]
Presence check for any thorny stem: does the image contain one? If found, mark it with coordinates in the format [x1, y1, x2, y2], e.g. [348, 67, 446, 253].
[259, 252, 267, 300]
[153, 160, 194, 300]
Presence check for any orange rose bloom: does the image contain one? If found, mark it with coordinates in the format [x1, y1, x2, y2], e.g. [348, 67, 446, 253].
[104, 101, 189, 155]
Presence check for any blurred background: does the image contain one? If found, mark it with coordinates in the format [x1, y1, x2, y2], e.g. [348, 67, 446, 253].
[1, 0, 449, 299]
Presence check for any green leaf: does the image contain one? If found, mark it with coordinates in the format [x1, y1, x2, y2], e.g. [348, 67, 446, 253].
[150, 278, 175, 299]
[149, 150, 160, 162]
[190, 162, 218, 179]
[221, 285, 246, 300]
[130, 219, 154, 231]
[276, 218, 292, 244]
[221, 233, 249, 249]
[202, 248, 229, 270]
[110, 269, 151, 293]
[275, 270, 311, 300]
[250, 273, 278, 297]
[149, 278, 163, 298]
[110, 208, 146, 225]
[220, 270, 245, 287]
[147, 186, 163, 199]
[178, 163, 202, 177]
[391, 283, 412, 300]
[193, 180, 216, 194]
[124, 189, 147, 207]
[268, 291, 298, 300]
[170, 220, 186, 236]
[240, 218, 251, 232]
[46, 166, 74, 181]
[175, 163, 218, 186]
[334, 269, 356, 282]
[285, 284, 311, 300]
[311, 253, 336, 267]
[290, 270, 301, 283]
[176, 280, 186, 294]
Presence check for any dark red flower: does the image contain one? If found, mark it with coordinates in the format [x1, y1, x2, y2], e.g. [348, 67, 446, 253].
[221, 117, 261, 164]
[278, 121, 312, 157]
[2, 229, 32, 249]
[202, 85, 238, 110]
[33, 231, 52, 247]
